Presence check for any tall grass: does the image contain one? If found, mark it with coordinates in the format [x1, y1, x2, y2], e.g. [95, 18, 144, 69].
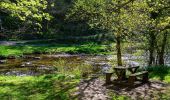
[54, 59, 93, 78]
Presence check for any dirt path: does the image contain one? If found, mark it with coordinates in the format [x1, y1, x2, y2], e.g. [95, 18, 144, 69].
[76, 77, 111, 100]
[75, 77, 170, 100]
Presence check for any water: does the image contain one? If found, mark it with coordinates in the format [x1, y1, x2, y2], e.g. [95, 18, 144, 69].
[0, 54, 169, 76]
[0, 54, 111, 76]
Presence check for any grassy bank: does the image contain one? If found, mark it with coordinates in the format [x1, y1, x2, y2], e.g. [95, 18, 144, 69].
[0, 43, 109, 57]
[0, 40, 144, 58]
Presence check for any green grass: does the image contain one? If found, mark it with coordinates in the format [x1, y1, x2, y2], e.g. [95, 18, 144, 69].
[0, 40, 145, 57]
[0, 57, 95, 100]
[144, 66, 170, 99]
[0, 74, 80, 100]
[0, 43, 109, 57]
[1, 65, 170, 100]
[110, 93, 130, 100]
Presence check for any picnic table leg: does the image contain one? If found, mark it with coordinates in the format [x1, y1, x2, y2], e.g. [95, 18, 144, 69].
[122, 71, 126, 80]
[128, 76, 136, 85]
[119, 70, 126, 80]
[142, 72, 149, 83]
[106, 73, 113, 84]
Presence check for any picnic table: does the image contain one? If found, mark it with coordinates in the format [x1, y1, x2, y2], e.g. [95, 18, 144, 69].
[114, 66, 139, 80]
[105, 65, 148, 85]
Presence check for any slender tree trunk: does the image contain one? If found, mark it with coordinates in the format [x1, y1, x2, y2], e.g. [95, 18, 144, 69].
[149, 47, 154, 66]
[0, 18, 2, 30]
[116, 36, 125, 80]
[115, 5, 123, 66]
[158, 31, 168, 65]
[41, 0, 51, 33]
[116, 36, 122, 66]
[42, 19, 49, 33]
[148, 32, 156, 66]
[155, 53, 159, 65]
[158, 52, 164, 65]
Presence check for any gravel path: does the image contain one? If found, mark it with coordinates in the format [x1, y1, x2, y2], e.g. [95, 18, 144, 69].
[75, 77, 170, 100]
[76, 77, 111, 100]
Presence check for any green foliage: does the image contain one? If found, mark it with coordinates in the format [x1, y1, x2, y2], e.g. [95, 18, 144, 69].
[67, 0, 149, 38]
[0, 0, 52, 30]
[144, 66, 170, 82]
[145, 1, 170, 52]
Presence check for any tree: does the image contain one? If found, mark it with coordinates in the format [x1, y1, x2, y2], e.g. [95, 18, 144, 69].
[0, 0, 52, 33]
[146, 0, 170, 65]
[67, 0, 149, 66]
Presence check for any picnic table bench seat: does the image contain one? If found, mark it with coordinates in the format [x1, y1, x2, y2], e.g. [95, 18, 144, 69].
[128, 71, 148, 85]
[129, 71, 148, 76]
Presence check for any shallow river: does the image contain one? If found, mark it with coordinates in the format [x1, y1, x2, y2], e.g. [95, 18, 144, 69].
[0, 54, 169, 76]
[0, 54, 112, 76]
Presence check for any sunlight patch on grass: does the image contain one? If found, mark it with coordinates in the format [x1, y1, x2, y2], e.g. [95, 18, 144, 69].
[0, 74, 80, 100]
[164, 76, 170, 83]
[0, 43, 108, 57]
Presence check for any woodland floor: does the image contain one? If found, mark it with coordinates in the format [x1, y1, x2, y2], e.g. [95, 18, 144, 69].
[75, 77, 170, 100]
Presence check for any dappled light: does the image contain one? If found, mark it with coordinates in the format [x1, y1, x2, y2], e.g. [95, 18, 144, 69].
[0, 0, 170, 99]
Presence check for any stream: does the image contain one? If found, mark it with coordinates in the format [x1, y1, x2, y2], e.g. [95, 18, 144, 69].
[0, 54, 169, 76]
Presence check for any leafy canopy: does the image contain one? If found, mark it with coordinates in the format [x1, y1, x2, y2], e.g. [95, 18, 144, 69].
[0, 0, 52, 28]
[67, 0, 150, 38]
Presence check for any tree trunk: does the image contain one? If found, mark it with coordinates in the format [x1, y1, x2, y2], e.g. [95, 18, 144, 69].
[158, 52, 164, 65]
[158, 31, 168, 65]
[42, 19, 49, 33]
[148, 32, 156, 66]
[149, 47, 154, 66]
[116, 36, 123, 66]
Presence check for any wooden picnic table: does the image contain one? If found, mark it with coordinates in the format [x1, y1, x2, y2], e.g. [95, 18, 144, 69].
[114, 66, 139, 80]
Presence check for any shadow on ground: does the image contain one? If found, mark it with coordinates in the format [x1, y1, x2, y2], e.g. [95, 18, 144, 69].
[75, 77, 170, 100]
[106, 80, 170, 100]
